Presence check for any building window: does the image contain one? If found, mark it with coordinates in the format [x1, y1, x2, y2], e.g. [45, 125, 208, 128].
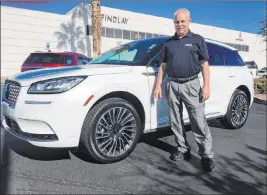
[131, 31, 139, 40]
[123, 30, 131, 40]
[102, 27, 106, 37]
[224, 42, 249, 52]
[146, 33, 152, 38]
[115, 29, 122, 38]
[106, 27, 114, 38]
[139, 32, 145, 39]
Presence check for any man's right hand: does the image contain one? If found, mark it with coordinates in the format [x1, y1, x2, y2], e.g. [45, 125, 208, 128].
[154, 86, 162, 101]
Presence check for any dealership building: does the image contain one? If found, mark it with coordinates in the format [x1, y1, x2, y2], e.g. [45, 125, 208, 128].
[1, 4, 266, 77]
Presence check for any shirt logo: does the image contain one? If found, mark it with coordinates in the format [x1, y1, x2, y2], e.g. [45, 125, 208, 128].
[185, 44, 193, 47]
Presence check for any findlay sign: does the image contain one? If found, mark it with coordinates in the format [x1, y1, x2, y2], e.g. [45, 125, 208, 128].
[102, 14, 129, 24]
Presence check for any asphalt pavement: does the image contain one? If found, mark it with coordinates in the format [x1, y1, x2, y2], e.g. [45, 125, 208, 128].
[1, 101, 266, 194]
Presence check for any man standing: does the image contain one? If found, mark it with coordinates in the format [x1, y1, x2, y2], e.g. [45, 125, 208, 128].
[154, 8, 215, 172]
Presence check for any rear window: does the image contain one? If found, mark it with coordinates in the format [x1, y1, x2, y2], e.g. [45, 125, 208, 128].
[25, 53, 65, 64]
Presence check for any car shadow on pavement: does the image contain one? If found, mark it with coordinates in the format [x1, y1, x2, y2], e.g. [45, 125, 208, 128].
[119, 125, 267, 194]
[4, 131, 71, 161]
[207, 118, 228, 129]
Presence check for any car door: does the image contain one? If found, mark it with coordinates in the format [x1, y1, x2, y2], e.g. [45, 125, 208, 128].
[202, 42, 230, 116]
[146, 52, 170, 129]
[221, 46, 249, 104]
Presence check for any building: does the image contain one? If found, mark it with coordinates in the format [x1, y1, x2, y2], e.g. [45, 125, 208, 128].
[1, 4, 266, 77]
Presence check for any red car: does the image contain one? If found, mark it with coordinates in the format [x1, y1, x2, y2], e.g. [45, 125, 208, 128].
[21, 51, 92, 72]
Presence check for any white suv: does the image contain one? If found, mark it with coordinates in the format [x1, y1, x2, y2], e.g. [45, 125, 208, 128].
[1, 37, 254, 163]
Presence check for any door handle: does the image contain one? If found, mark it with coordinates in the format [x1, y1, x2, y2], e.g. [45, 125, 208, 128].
[229, 74, 236, 78]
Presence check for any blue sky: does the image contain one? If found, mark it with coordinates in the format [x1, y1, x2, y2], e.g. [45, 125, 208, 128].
[1, 1, 266, 34]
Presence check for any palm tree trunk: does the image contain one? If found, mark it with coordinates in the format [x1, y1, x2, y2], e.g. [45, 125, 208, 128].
[84, 19, 92, 58]
[91, 0, 102, 58]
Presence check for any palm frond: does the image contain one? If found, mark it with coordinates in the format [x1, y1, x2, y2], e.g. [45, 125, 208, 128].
[71, 2, 91, 21]
[74, 26, 84, 38]
[77, 40, 86, 53]
[57, 41, 68, 50]
[54, 31, 69, 42]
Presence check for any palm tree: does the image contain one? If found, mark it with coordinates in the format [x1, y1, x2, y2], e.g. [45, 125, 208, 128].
[71, 2, 92, 57]
[54, 21, 85, 53]
[91, 0, 102, 57]
[259, 19, 267, 40]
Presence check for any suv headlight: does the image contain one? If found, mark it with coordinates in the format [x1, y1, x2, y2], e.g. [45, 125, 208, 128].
[28, 76, 87, 94]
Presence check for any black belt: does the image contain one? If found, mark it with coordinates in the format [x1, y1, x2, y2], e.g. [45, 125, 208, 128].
[169, 74, 198, 83]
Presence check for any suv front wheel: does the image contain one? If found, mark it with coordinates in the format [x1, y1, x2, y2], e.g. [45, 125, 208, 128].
[220, 89, 249, 129]
[81, 97, 142, 163]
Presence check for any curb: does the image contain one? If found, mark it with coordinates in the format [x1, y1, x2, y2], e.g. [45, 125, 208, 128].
[253, 97, 267, 105]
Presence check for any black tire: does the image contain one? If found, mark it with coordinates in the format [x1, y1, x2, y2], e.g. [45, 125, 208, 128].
[80, 97, 141, 164]
[220, 89, 249, 129]
[263, 75, 267, 78]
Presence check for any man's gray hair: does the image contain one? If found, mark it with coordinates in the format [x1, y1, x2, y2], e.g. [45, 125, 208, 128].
[173, 8, 191, 20]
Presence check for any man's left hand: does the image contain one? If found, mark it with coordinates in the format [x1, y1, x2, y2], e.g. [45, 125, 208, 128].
[202, 86, 210, 101]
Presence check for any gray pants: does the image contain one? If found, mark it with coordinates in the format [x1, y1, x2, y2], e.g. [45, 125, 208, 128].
[165, 77, 214, 159]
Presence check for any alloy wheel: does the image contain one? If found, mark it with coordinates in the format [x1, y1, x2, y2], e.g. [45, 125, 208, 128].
[231, 94, 248, 126]
[95, 107, 137, 157]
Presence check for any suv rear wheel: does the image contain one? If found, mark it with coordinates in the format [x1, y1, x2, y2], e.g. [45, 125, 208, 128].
[81, 97, 141, 163]
[220, 89, 249, 129]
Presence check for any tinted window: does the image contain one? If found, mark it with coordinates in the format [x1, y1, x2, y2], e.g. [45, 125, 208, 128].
[78, 56, 89, 65]
[83, 57, 92, 64]
[66, 56, 73, 65]
[223, 48, 244, 66]
[206, 43, 224, 66]
[90, 38, 166, 66]
[25, 53, 63, 64]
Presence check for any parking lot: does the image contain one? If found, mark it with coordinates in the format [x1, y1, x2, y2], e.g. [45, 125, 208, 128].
[1, 102, 266, 194]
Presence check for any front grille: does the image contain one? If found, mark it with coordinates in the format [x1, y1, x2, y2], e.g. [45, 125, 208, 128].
[4, 80, 21, 107]
[5, 116, 58, 141]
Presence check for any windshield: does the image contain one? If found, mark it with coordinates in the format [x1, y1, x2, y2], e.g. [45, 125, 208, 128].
[89, 38, 167, 66]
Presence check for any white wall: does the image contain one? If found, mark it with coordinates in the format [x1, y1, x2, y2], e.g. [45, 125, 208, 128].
[1, 6, 69, 76]
[190, 23, 266, 68]
[1, 5, 266, 77]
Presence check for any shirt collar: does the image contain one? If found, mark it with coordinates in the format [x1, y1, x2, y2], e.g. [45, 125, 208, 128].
[173, 30, 193, 39]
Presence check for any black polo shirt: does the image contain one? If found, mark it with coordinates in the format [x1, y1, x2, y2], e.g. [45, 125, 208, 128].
[159, 30, 209, 78]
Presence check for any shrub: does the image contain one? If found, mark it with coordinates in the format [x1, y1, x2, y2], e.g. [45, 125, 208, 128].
[254, 78, 267, 94]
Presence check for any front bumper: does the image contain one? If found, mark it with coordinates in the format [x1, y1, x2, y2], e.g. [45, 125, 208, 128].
[1, 84, 90, 148]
